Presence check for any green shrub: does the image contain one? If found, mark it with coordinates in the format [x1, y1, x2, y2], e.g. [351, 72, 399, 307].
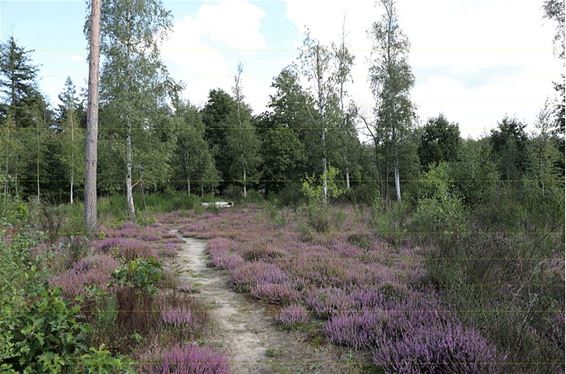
[79, 346, 135, 373]
[2, 288, 90, 372]
[112, 257, 163, 293]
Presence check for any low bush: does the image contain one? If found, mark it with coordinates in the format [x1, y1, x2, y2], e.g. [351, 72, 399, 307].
[145, 345, 229, 374]
[111, 257, 163, 293]
[277, 305, 310, 328]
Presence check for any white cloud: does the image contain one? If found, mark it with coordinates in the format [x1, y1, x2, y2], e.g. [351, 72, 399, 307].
[162, 0, 267, 107]
[284, 0, 561, 137]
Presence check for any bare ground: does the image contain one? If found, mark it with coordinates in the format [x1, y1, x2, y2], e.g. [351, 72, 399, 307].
[171, 231, 370, 374]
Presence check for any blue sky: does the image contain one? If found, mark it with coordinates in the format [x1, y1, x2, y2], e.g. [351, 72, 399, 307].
[1, 0, 561, 137]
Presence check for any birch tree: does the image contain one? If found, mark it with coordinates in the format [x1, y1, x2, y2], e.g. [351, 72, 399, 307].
[332, 21, 357, 190]
[100, 0, 175, 219]
[369, 0, 415, 202]
[172, 99, 218, 196]
[298, 31, 335, 203]
[227, 64, 261, 198]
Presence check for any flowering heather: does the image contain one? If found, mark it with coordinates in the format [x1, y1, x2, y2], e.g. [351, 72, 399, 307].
[50, 255, 118, 298]
[277, 304, 310, 327]
[161, 308, 194, 327]
[146, 345, 229, 374]
[231, 261, 288, 291]
[211, 253, 245, 270]
[157, 206, 500, 371]
[251, 282, 300, 304]
[373, 322, 497, 374]
[325, 310, 382, 349]
[160, 243, 179, 257]
[92, 238, 157, 259]
[304, 287, 357, 318]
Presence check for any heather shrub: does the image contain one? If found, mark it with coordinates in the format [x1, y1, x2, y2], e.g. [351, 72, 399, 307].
[50, 255, 118, 298]
[251, 282, 300, 304]
[113, 287, 160, 347]
[212, 253, 245, 270]
[373, 322, 497, 374]
[243, 245, 285, 261]
[277, 305, 310, 328]
[112, 257, 163, 293]
[304, 287, 355, 318]
[146, 345, 229, 374]
[325, 310, 382, 349]
[231, 261, 288, 291]
[161, 307, 194, 326]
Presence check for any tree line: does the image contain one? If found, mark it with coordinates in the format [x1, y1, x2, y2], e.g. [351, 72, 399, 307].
[0, 0, 563, 222]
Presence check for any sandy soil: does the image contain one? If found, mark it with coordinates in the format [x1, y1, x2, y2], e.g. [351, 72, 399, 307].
[172, 232, 363, 374]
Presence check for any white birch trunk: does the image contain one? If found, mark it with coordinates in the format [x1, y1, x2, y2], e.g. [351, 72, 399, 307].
[394, 161, 401, 202]
[243, 165, 247, 198]
[126, 123, 135, 219]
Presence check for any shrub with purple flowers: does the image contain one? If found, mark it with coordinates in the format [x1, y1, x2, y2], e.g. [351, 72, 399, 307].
[325, 310, 383, 349]
[161, 308, 194, 327]
[231, 261, 288, 291]
[250, 282, 300, 304]
[146, 345, 229, 374]
[277, 305, 310, 328]
[373, 322, 498, 374]
[50, 255, 118, 298]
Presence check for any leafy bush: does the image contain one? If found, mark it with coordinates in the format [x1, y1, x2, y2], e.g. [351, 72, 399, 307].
[79, 346, 135, 373]
[112, 257, 163, 293]
[301, 167, 345, 232]
[410, 163, 466, 242]
[2, 288, 90, 372]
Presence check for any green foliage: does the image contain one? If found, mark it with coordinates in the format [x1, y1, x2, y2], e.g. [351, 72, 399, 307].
[418, 114, 460, 169]
[112, 257, 163, 293]
[2, 288, 90, 373]
[410, 163, 466, 241]
[79, 346, 135, 373]
[301, 167, 345, 232]
[260, 126, 305, 194]
[302, 166, 344, 205]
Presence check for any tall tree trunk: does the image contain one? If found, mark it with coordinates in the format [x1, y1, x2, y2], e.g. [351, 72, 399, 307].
[126, 122, 135, 220]
[243, 165, 247, 198]
[84, 0, 101, 235]
[70, 174, 74, 204]
[36, 112, 40, 201]
[394, 160, 401, 202]
[70, 118, 75, 204]
[346, 166, 350, 190]
[322, 129, 328, 202]
[187, 176, 191, 196]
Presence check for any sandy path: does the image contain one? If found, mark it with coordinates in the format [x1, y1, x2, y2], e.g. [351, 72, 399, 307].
[173, 232, 352, 374]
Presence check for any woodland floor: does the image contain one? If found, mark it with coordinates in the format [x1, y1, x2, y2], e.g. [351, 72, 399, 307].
[168, 231, 361, 374]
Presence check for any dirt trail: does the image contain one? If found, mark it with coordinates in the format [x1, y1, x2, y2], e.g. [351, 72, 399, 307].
[173, 232, 353, 374]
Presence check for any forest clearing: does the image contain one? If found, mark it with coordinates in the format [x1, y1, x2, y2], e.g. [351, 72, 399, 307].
[0, 0, 564, 372]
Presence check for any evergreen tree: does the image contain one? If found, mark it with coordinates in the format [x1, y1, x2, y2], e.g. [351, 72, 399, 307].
[0, 36, 39, 127]
[58, 79, 85, 204]
[418, 114, 461, 170]
[201, 88, 237, 190]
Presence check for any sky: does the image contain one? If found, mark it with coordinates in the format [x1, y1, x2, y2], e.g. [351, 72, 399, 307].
[0, 0, 562, 138]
